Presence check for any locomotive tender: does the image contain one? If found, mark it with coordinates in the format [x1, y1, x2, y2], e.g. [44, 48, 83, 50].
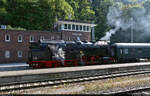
[27, 40, 150, 68]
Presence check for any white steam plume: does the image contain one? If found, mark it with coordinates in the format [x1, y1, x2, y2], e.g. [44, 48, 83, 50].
[101, 0, 150, 41]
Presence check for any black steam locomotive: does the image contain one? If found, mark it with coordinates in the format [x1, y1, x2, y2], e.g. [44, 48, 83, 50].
[28, 40, 150, 68]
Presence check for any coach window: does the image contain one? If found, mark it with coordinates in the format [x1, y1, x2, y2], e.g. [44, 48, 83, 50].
[120, 49, 123, 54]
[64, 24, 67, 29]
[124, 49, 128, 54]
[5, 34, 10, 42]
[18, 35, 22, 42]
[29, 35, 34, 42]
[5, 50, 10, 58]
[18, 51, 22, 58]
[138, 48, 142, 53]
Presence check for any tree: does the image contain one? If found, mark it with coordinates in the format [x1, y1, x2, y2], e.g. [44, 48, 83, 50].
[66, 0, 95, 21]
[1, 0, 74, 31]
[92, 0, 114, 41]
[0, 0, 8, 24]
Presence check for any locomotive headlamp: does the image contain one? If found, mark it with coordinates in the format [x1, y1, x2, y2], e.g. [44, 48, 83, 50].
[80, 51, 83, 54]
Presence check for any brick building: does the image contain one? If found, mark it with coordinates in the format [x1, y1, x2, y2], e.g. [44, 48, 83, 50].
[0, 20, 96, 63]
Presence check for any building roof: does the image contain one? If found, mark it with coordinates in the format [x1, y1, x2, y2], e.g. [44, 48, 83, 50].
[59, 19, 93, 24]
[57, 20, 96, 27]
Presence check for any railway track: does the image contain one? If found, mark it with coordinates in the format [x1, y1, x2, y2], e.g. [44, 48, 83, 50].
[1, 68, 150, 93]
[103, 84, 150, 96]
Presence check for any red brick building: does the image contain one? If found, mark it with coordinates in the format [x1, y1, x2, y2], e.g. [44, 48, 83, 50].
[0, 20, 96, 63]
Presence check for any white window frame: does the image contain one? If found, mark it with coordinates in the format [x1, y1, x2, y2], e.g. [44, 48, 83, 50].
[18, 51, 22, 58]
[29, 35, 34, 42]
[61, 24, 65, 30]
[5, 50, 10, 58]
[68, 37, 71, 41]
[18, 35, 22, 42]
[40, 36, 44, 40]
[5, 34, 10, 42]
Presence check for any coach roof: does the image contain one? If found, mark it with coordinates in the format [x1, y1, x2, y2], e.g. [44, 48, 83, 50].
[112, 43, 150, 48]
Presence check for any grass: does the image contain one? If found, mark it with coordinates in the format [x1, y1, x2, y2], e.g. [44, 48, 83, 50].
[78, 74, 150, 94]
[2, 74, 150, 94]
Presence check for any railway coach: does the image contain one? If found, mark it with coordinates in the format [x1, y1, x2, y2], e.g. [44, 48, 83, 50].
[111, 43, 150, 62]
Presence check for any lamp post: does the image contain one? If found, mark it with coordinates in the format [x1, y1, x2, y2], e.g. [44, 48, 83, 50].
[91, 21, 95, 42]
[131, 18, 133, 43]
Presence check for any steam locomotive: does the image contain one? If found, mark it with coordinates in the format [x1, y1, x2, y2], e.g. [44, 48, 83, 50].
[27, 40, 150, 68]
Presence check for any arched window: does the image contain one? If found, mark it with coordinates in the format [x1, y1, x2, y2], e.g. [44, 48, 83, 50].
[18, 35, 22, 42]
[29, 35, 34, 42]
[5, 34, 10, 42]
[18, 51, 23, 57]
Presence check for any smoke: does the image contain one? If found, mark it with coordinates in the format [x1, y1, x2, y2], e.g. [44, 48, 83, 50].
[101, 27, 119, 41]
[101, 6, 122, 40]
[101, 0, 150, 41]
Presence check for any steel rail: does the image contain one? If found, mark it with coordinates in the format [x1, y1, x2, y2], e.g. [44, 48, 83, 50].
[1, 68, 150, 92]
[103, 85, 150, 96]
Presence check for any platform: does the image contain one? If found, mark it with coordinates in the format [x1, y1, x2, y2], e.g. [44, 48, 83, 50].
[0, 63, 29, 71]
[0, 62, 150, 85]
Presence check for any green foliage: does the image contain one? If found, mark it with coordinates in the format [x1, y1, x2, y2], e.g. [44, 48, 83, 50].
[66, 0, 95, 21]
[0, 0, 7, 7]
[7, 25, 26, 30]
[55, 0, 74, 20]
[0, 0, 74, 31]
